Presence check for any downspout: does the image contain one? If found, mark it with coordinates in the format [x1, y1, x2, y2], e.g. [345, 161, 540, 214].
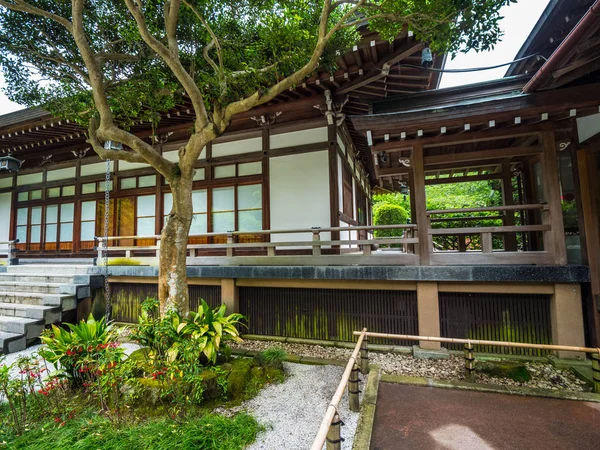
[523, 0, 600, 93]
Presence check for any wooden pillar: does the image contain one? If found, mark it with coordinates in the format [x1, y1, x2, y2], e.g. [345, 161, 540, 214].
[522, 161, 539, 250]
[541, 131, 567, 264]
[550, 284, 585, 358]
[262, 128, 271, 234]
[501, 161, 518, 251]
[412, 145, 430, 265]
[328, 124, 340, 244]
[408, 170, 417, 223]
[576, 147, 600, 346]
[416, 282, 440, 350]
[221, 278, 239, 313]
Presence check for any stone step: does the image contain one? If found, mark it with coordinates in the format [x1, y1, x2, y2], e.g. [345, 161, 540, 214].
[0, 331, 26, 354]
[6, 265, 93, 275]
[0, 292, 76, 311]
[0, 316, 43, 340]
[0, 302, 61, 324]
[0, 282, 62, 294]
[0, 274, 85, 284]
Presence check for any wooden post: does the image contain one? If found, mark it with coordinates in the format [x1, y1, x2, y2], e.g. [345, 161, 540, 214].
[348, 362, 360, 412]
[481, 232, 493, 253]
[592, 353, 600, 394]
[501, 161, 518, 251]
[541, 131, 567, 264]
[326, 413, 342, 450]
[458, 234, 467, 253]
[312, 229, 322, 257]
[464, 343, 475, 382]
[8, 240, 18, 266]
[412, 144, 430, 265]
[226, 232, 234, 258]
[359, 336, 369, 375]
[576, 147, 600, 347]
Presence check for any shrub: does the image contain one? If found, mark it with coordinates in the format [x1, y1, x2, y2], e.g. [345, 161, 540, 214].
[38, 314, 124, 386]
[373, 203, 408, 239]
[130, 298, 245, 367]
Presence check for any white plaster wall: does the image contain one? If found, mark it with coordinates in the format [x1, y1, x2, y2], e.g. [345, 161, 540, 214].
[47, 167, 76, 182]
[212, 137, 261, 158]
[270, 127, 328, 150]
[81, 161, 114, 177]
[0, 192, 11, 242]
[0, 176, 13, 189]
[577, 113, 600, 143]
[119, 160, 150, 171]
[339, 220, 358, 248]
[337, 134, 345, 152]
[270, 151, 331, 246]
[16, 172, 43, 186]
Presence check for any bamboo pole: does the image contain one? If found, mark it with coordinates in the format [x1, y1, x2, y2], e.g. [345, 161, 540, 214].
[352, 331, 600, 355]
[310, 329, 366, 450]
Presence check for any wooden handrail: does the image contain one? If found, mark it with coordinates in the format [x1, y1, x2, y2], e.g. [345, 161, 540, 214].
[427, 204, 549, 215]
[96, 224, 417, 242]
[351, 331, 600, 355]
[429, 224, 550, 236]
[310, 329, 367, 450]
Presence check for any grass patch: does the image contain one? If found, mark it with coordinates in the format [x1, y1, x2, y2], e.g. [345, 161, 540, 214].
[106, 257, 143, 266]
[2, 410, 261, 450]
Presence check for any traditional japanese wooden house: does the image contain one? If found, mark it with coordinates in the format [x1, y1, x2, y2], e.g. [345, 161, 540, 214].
[0, 1, 598, 356]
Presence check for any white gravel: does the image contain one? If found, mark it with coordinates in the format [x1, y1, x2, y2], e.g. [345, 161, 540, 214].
[216, 362, 360, 450]
[232, 339, 591, 392]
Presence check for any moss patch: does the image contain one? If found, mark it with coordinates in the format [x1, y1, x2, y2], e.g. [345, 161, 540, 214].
[475, 361, 532, 382]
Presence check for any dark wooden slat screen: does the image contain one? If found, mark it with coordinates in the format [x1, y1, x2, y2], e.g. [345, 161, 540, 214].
[239, 287, 418, 344]
[439, 292, 552, 356]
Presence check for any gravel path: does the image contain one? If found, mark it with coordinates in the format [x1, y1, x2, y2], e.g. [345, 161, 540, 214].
[231, 339, 590, 392]
[215, 362, 360, 450]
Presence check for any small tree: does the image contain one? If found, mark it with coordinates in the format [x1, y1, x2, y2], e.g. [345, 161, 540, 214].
[0, 0, 511, 315]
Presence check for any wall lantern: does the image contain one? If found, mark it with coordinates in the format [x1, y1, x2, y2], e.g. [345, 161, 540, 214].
[0, 155, 22, 172]
[421, 47, 433, 68]
[104, 141, 123, 151]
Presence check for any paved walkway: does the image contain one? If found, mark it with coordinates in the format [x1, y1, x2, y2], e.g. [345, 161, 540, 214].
[371, 383, 600, 450]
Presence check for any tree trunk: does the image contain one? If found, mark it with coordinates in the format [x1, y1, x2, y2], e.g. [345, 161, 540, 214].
[158, 174, 193, 316]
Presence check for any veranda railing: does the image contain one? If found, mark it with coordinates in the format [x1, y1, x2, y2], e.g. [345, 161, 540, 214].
[94, 224, 419, 266]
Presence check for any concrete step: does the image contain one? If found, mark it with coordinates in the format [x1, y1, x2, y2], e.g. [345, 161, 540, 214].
[0, 282, 62, 294]
[0, 292, 76, 311]
[0, 316, 43, 339]
[0, 331, 26, 354]
[0, 302, 61, 324]
[6, 265, 93, 275]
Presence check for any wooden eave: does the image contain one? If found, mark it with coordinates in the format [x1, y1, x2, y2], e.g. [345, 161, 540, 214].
[0, 29, 442, 179]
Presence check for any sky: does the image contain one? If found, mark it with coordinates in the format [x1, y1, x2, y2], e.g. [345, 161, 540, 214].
[439, 0, 551, 88]
[0, 0, 551, 114]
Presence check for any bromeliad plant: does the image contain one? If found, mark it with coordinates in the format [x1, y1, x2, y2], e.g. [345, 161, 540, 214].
[131, 298, 244, 366]
[38, 314, 124, 386]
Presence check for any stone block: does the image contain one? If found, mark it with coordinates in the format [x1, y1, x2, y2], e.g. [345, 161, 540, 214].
[412, 345, 450, 360]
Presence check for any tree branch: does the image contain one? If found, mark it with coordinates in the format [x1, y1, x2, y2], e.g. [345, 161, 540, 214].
[0, 0, 72, 32]
[164, 0, 181, 54]
[87, 119, 145, 163]
[123, 0, 209, 132]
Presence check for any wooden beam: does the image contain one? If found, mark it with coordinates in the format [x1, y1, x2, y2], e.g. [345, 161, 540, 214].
[541, 131, 567, 264]
[337, 43, 425, 95]
[371, 126, 548, 152]
[423, 146, 543, 166]
[412, 144, 430, 265]
[424, 172, 502, 185]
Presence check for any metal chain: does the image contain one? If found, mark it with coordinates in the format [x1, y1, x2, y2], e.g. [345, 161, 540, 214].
[103, 159, 111, 321]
